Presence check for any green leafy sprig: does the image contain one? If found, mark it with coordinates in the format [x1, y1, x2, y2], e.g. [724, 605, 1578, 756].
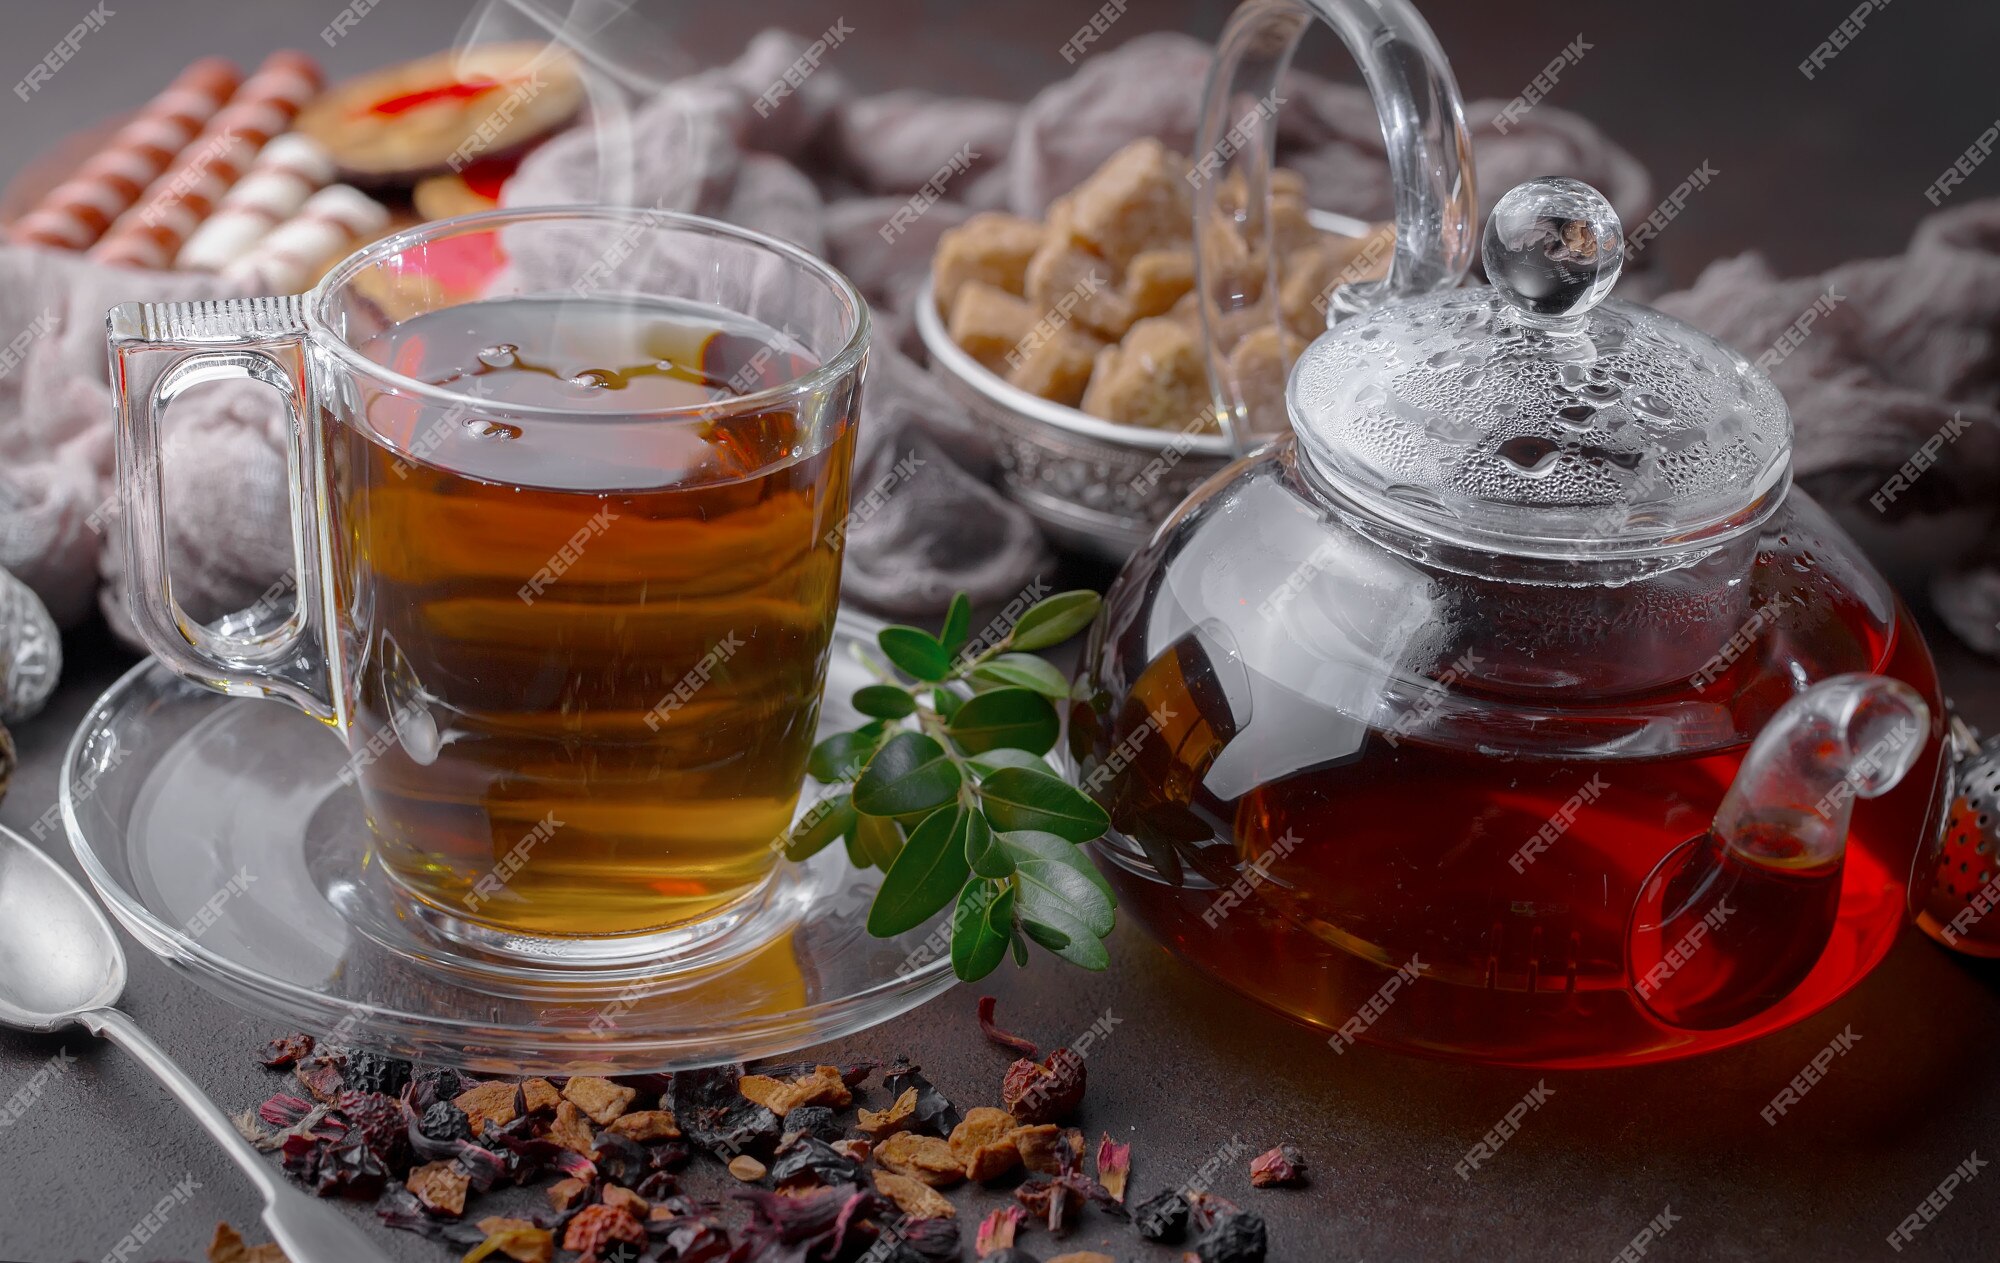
[783, 590, 1112, 980]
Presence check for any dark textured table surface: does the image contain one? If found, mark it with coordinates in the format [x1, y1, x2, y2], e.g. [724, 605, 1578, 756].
[4, 2, 2000, 1261]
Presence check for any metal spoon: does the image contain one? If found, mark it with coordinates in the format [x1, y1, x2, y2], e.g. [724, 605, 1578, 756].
[0, 823, 386, 1262]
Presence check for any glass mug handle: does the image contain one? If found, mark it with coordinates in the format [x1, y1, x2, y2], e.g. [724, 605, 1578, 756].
[1193, 0, 1478, 443]
[107, 297, 338, 724]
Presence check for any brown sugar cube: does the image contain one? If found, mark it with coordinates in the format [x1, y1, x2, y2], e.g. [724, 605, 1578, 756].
[1269, 191, 1320, 255]
[933, 212, 1045, 310]
[738, 1065, 852, 1117]
[453, 1081, 519, 1137]
[1024, 237, 1133, 341]
[1069, 138, 1192, 269]
[561, 1076, 636, 1125]
[1226, 322, 1308, 435]
[547, 1101, 597, 1156]
[875, 1131, 967, 1188]
[406, 1160, 469, 1217]
[1124, 248, 1196, 320]
[1079, 316, 1209, 429]
[520, 1078, 561, 1114]
[605, 1109, 681, 1142]
[1005, 326, 1103, 407]
[1270, 166, 1308, 200]
[948, 281, 1039, 373]
[873, 1169, 956, 1220]
[1280, 225, 1395, 336]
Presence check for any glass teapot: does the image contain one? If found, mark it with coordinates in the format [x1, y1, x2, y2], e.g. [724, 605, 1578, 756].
[1069, 0, 1950, 1066]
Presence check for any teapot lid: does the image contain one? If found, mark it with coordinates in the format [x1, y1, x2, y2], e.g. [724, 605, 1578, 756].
[1289, 177, 1792, 563]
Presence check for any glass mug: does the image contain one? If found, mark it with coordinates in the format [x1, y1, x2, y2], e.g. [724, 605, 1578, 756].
[108, 208, 870, 959]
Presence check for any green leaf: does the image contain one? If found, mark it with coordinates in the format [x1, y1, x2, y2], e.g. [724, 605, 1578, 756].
[1007, 591, 1102, 652]
[967, 747, 1048, 777]
[878, 625, 952, 681]
[1001, 829, 1115, 935]
[964, 810, 1010, 877]
[931, 687, 964, 721]
[1011, 930, 1029, 967]
[1022, 904, 1110, 970]
[1021, 917, 1071, 951]
[947, 688, 1059, 756]
[939, 593, 972, 658]
[853, 732, 962, 817]
[969, 653, 1072, 700]
[978, 767, 1110, 842]
[868, 805, 974, 936]
[950, 881, 1010, 981]
[783, 795, 856, 862]
[810, 723, 884, 783]
[853, 811, 905, 871]
[852, 684, 916, 719]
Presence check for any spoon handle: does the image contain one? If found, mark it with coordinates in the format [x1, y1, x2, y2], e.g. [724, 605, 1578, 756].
[84, 1007, 389, 1263]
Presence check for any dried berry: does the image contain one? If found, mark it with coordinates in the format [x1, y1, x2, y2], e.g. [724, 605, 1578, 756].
[325, 1046, 412, 1097]
[259, 1034, 315, 1069]
[1193, 1208, 1268, 1263]
[418, 1100, 473, 1144]
[1248, 1143, 1305, 1188]
[1001, 1048, 1086, 1125]
[333, 1090, 410, 1170]
[781, 1103, 843, 1143]
[670, 1063, 783, 1159]
[1132, 1188, 1190, 1243]
[560, 1203, 647, 1260]
[283, 1131, 390, 1199]
[407, 1065, 473, 1108]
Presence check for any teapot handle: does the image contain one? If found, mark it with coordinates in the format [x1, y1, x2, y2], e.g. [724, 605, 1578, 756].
[1193, 0, 1476, 446]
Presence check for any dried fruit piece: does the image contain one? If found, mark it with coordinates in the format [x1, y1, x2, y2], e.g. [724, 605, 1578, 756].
[519, 1077, 561, 1113]
[882, 1060, 962, 1135]
[873, 1169, 957, 1219]
[604, 1109, 680, 1142]
[769, 1136, 866, 1189]
[600, 1184, 649, 1217]
[1002, 1048, 1087, 1125]
[560, 1203, 647, 1261]
[967, 1134, 1024, 1182]
[1014, 1176, 1077, 1232]
[737, 1064, 852, 1117]
[259, 1034, 315, 1069]
[546, 1176, 589, 1211]
[1047, 1253, 1116, 1263]
[1194, 1208, 1269, 1262]
[561, 1076, 636, 1125]
[467, 1216, 554, 1263]
[452, 1081, 520, 1136]
[1095, 1134, 1131, 1202]
[418, 1100, 473, 1144]
[1249, 1143, 1306, 1188]
[875, 1131, 966, 1187]
[831, 1138, 872, 1163]
[856, 1086, 920, 1138]
[1133, 1186, 1191, 1243]
[728, 1154, 769, 1182]
[933, 212, 1046, 310]
[404, 1159, 469, 1217]
[546, 1101, 596, 1156]
[207, 1222, 287, 1263]
[976, 1204, 1025, 1256]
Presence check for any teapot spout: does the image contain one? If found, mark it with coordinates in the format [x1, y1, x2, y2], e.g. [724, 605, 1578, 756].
[1629, 675, 1929, 1030]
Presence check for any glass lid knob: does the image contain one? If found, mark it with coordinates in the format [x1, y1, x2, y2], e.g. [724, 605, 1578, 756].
[1481, 177, 1624, 323]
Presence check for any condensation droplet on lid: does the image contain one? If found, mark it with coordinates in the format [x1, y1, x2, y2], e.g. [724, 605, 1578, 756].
[1496, 434, 1563, 474]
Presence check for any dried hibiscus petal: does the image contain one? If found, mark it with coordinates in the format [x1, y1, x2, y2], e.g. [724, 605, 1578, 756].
[881, 1059, 962, 1136]
[259, 1034, 315, 1069]
[976, 995, 1040, 1058]
[975, 1204, 1025, 1256]
[1095, 1133, 1131, 1202]
[1249, 1143, 1306, 1188]
[769, 1135, 865, 1190]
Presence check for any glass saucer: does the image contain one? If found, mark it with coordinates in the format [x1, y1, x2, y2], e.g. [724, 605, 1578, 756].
[61, 608, 958, 1074]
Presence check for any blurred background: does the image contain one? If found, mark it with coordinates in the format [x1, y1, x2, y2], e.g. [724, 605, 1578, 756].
[0, 0, 1994, 286]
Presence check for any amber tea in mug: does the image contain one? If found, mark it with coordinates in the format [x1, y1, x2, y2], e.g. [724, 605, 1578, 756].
[110, 208, 869, 952]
